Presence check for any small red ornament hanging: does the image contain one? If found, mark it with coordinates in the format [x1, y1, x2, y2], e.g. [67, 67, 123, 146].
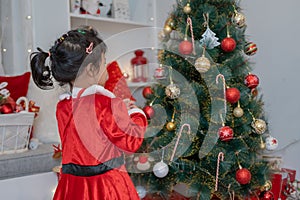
[244, 42, 258, 56]
[143, 105, 155, 119]
[179, 39, 193, 55]
[236, 168, 252, 185]
[0, 103, 14, 114]
[245, 74, 259, 89]
[142, 86, 153, 99]
[226, 87, 240, 104]
[259, 190, 274, 200]
[221, 24, 236, 52]
[218, 126, 234, 141]
[221, 37, 236, 52]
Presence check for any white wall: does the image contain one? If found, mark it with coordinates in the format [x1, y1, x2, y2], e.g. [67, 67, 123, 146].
[242, 0, 300, 178]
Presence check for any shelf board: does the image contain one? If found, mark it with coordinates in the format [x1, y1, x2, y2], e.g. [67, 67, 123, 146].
[69, 13, 153, 27]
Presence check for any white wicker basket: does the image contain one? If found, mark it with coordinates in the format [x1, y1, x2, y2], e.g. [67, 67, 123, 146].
[0, 97, 35, 154]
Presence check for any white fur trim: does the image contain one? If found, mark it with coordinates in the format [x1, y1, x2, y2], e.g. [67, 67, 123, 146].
[128, 108, 146, 117]
[59, 93, 71, 101]
[72, 85, 116, 98]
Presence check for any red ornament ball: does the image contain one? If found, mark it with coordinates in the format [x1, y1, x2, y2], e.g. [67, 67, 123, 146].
[259, 190, 274, 200]
[221, 37, 236, 52]
[0, 103, 14, 114]
[218, 126, 234, 141]
[245, 74, 259, 89]
[244, 42, 258, 56]
[143, 105, 155, 119]
[226, 88, 240, 104]
[179, 40, 193, 55]
[236, 168, 252, 185]
[142, 86, 154, 99]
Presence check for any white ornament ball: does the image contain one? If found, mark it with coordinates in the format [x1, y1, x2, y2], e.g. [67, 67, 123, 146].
[153, 161, 169, 178]
[165, 83, 180, 99]
[195, 55, 211, 73]
[29, 138, 39, 150]
[265, 136, 279, 151]
[136, 185, 147, 199]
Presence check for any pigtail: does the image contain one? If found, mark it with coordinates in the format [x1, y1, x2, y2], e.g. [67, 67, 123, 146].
[30, 48, 54, 90]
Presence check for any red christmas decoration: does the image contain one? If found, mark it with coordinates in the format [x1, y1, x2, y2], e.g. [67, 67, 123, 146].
[236, 168, 252, 185]
[143, 105, 155, 119]
[244, 74, 259, 89]
[244, 42, 258, 56]
[226, 87, 240, 104]
[221, 37, 236, 52]
[259, 190, 274, 200]
[142, 86, 153, 99]
[0, 103, 14, 114]
[218, 126, 234, 141]
[131, 50, 148, 82]
[178, 39, 193, 55]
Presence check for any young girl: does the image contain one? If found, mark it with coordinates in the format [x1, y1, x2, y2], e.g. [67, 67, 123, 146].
[30, 26, 147, 200]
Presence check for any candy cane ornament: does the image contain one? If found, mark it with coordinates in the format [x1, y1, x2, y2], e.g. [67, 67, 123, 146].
[215, 152, 225, 191]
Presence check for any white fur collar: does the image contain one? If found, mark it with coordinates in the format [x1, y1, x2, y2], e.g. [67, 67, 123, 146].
[59, 85, 116, 101]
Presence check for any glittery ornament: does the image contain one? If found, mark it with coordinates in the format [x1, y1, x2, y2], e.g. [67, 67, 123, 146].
[259, 190, 274, 200]
[233, 106, 244, 118]
[226, 87, 240, 104]
[218, 126, 234, 141]
[245, 74, 259, 89]
[221, 37, 236, 52]
[265, 135, 279, 151]
[251, 119, 267, 134]
[165, 83, 180, 99]
[236, 168, 252, 185]
[195, 54, 211, 73]
[232, 11, 246, 28]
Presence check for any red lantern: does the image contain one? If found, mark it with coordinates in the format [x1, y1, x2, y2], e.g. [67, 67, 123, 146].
[179, 39, 193, 55]
[131, 50, 148, 82]
[218, 126, 234, 141]
[226, 87, 240, 104]
[221, 37, 236, 52]
[236, 168, 252, 185]
[244, 74, 259, 89]
[143, 105, 155, 119]
[142, 86, 153, 99]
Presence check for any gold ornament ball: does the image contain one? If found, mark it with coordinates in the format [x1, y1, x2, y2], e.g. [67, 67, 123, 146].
[183, 3, 191, 14]
[261, 180, 272, 191]
[163, 25, 172, 34]
[166, 17, 176, 30]
[251, 119, 267, 134]
[232, 12, 246, 28]
[233, 107, 244, 117]
[195, 55, 211, 73]
[166, 121, 176, 131]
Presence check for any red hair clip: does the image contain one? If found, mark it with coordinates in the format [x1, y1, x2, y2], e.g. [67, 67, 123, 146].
[86, 42, 93, 54]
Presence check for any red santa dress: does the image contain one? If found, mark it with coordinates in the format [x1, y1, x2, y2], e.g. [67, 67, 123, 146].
[53, 85, 147, 200]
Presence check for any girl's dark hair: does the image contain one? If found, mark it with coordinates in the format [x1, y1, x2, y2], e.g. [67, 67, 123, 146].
[30, 26, 107, 89]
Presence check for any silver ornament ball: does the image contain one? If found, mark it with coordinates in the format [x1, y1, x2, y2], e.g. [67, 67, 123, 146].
[153, 161, 169, 178]
[165, 83, 180, 99]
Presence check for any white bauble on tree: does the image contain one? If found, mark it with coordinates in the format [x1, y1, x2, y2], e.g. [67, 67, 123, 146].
[153, 161, 169, 178]
[265, 135, 279, 151]
[135, 185, 147, 199]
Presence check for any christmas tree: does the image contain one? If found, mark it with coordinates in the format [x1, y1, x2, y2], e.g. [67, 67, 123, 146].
[126, 1, 277, 199]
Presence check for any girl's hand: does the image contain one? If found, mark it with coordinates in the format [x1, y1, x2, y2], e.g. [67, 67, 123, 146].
[123, 98, 137, 110]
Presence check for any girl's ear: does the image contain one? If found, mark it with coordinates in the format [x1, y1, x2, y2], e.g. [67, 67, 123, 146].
[85, 63, 97, 77]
